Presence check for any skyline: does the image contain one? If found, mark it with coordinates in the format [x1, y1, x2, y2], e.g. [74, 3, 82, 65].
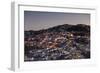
[24, 11, 90, 31]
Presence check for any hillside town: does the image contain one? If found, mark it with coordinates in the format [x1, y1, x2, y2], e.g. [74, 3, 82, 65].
[24, 24, 90, 61]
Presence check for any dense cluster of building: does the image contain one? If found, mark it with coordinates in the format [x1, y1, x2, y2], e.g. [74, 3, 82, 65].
[24, 24, 90, 61]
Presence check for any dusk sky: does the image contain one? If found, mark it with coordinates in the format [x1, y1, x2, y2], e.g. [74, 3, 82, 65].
[24, 11, 90, 31]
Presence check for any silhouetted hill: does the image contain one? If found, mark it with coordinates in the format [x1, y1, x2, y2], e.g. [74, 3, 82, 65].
[25, 24, 90, 37]
[47, 24, 90, 32]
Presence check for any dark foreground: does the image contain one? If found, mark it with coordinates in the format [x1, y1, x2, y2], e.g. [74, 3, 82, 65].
[24, 24, 90, 61]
